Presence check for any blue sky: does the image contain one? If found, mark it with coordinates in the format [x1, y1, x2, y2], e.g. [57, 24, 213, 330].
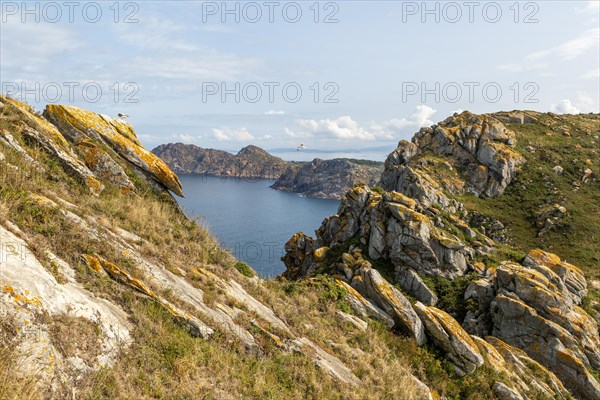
[1, 1, 599, 160]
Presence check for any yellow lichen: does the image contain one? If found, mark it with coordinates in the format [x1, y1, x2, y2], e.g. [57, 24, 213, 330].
[314, 246, 329, 262]
[83, 254, 103, 273]
[45, 104, 183, 196]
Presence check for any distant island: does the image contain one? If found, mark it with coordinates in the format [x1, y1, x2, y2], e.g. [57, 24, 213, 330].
[152, 143, 384, 199]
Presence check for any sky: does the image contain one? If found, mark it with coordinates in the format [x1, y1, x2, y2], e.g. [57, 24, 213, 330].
[1, 0, 599, 161]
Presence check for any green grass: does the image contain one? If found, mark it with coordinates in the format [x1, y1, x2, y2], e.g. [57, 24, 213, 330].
[234, 261, 255, 278]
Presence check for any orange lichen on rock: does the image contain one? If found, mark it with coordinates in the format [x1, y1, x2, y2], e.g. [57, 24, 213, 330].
[2, 285, 42, 307]
[82, 254, 103, 273]
[1, 96, 71, 151]
[100, 115, 141, 146]
[44, 104, 183, 196]
[91, 255, 156, 298]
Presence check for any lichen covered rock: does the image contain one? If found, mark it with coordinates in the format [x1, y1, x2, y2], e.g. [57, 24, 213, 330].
[44, 104, 183, 196]
[359, 266, 426, 345]
[414, 302, 484, 375]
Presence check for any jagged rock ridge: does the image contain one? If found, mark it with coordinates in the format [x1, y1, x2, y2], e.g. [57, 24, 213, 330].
[152, 142, 289, 180]
[282, 110, 600, 399]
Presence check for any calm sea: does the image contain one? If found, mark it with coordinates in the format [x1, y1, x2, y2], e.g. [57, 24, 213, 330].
[176, 174, 339, 278]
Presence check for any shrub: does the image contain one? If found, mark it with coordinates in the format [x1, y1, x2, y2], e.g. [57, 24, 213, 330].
[235, 261, 256, 278]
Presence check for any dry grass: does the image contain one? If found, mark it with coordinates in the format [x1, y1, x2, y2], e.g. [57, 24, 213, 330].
[47, 315, 102, 366]
[0, 100, 510, 399]
[0, 346, 41, 400]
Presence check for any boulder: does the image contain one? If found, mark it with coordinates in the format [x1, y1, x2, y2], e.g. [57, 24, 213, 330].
[414, 302, 484, 374]
[281, 232, 318, 280]
[395, 268, 438, 306]
[490, 294, 600, 399]
[523, 249, 587, 304]
[336, 280, 394, 329]
[336, 310, 368, 332]
[359, 267, 426, 344]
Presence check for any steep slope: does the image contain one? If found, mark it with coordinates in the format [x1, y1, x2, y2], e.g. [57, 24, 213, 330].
[271, 158, 384, 199]
[152, 142, 289, 180]
[0, 96, 462, 400]
[283, 110, 600, 399]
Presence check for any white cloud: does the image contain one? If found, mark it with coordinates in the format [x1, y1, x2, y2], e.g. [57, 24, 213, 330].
[0, 22, 82, 72]
[212, 127, 255, 142]
[551, 100, 581, 114]
[295, 116, 376, 141]
[498, 28, 599, 73]
[178, 134, 195, 143]
[264, 110, 286, 115]
[285, 106, 437, 142]
[385, 105, 437, 131]
[551, 94, 597, 114]
[258, 134, 273, 140]
[529, 28, 599, 61]
[581, 69, 600, 80]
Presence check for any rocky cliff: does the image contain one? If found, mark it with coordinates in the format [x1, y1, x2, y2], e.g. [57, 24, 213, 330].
[152, 142, 289, 180]
[271, 158, 384, 199]
[283, 110, 600, 399]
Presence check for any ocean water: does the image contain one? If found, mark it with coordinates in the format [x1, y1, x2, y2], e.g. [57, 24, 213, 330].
[176, 174, 339, 278]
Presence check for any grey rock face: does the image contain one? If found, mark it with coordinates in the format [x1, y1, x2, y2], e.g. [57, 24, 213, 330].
[271, 158, 383, 199]
[383, 111, 525, 199]
[336, 280, 395, 329]
[395, 268, 438, 306]
[414, 302, 484, 375]
[21, 128, 105, 195]
[457, 250, 600, 400]
[359, 266, 426, 345]
[153, 143, 288, 180]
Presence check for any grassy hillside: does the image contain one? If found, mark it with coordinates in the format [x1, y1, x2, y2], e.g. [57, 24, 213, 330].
[456, 112, 599, 314]
[1, 99, 597, 399]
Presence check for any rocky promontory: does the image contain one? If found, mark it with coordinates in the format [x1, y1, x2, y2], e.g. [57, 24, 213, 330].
[153, 142, 383, 199]
[271, 158, 383, 199]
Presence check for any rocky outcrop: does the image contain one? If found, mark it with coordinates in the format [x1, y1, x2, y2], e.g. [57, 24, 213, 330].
[152, 143, 288, 180]
[381, 111, 525, 199]
[283, 186, 473, 282]
[280, 110, 600, 398]
[477, 336, 570, 398]
[359, 266, 426, 345]
[462, 250, 600, 399]
[271, 158, 383, 199]
[396, 268, 438, 306]
[414, 302, 484, 375]
[44, 104, 183, 196]
[335, 280, 395, 329]
[21, 128, 105, 196]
